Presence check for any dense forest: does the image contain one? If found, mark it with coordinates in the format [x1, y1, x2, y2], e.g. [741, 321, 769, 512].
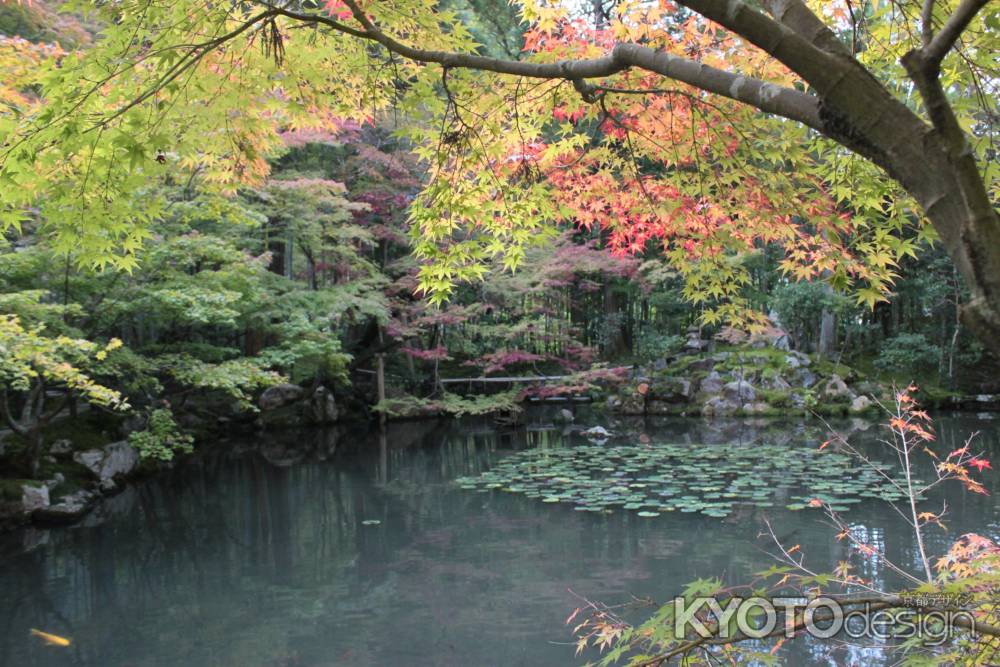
[0, 0, 998, 665]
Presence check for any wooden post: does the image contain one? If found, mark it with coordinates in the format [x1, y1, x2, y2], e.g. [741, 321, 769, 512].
[376, 352, 386, 429]
[378, 428, 388, 484]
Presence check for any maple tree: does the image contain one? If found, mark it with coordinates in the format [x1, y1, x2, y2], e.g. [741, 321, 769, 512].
[0, 311, 128, 475]
[0, 0, 994, 351]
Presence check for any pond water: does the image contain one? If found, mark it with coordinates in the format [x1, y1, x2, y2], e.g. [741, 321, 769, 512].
[1, 411, 998, 667]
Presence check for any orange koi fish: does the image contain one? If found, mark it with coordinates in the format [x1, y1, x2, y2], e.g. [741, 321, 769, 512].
[30, 629, 71, 647]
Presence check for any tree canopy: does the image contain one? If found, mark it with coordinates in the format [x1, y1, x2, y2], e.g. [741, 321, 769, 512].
[0, 0, 996, 347]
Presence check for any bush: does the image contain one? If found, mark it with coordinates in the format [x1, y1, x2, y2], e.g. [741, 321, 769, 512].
[128, 409, 194, 462]
[874, 333, 940, 378]
[633, 331, 684, 363]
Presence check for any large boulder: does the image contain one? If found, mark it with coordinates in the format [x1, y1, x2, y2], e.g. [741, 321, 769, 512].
[650, 377, 692, 403]
[647, 401, 683, 415]
[698, 372, 725, 395]
[618, 394, 645, 415]
[260, 384, 340, 427]
[34, 490, 96, 522]
[687, 357, 715, 373]
[259, 383, 306, 411]
[820, 374, 852, 400]
[850, 395, 874, 414]
[762, 375, 792, 392]
[307, 386, 339, 424]
[749, 325, 791, 351]
[73, 449, 103, 474]
[21, 484, 49, 512]
[723, 380, 756, 404]
[794, 368, 818, 389]
[73, 441, 140, 491]
[702, 396, 739, 416]
[784, 352, 811, 369]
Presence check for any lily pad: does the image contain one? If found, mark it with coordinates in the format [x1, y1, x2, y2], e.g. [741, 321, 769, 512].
[454, 440, 918, 519]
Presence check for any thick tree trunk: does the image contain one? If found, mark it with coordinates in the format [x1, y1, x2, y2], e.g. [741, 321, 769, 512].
[27, 427, 43, 478]
[603, 279, 627, 358]
[818, 308, 836, 358]
[803, 53, 1000, 357]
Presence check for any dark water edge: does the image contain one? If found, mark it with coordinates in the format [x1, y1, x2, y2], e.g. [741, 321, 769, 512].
[1, 411, 998, 667]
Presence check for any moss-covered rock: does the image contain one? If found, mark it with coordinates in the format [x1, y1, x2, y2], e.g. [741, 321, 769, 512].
[608, 345, 885, 418]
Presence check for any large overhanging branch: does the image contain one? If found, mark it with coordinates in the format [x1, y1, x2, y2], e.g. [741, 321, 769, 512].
[762, 0, 854, 57]
[270, 1, 823, 131]
[669, 0, 844, 91]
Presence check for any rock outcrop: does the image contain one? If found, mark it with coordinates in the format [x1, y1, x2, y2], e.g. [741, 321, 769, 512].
[259, 384, 340, 428]
[610, 344, 881, 418]
[259, 384, 306, 411]
[73, 441, 140, 491]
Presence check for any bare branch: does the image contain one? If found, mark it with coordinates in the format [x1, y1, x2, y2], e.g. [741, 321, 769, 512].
[923, 0, 989, 69]
[0, 390, 27, 436]
[921, 0, 936, 47]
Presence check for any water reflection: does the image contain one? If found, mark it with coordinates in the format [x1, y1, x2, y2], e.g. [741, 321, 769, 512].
[1, 412, 998, 666]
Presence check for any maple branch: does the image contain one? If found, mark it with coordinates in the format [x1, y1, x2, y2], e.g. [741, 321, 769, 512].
[0, 390, 27, 436]
[763, 0, 854, 57]
[266, 4, 370, 39]
[923, 0, 989, 69]
[299, 0, 823, 130]
[671, 0, 843, 90]
[921, 0, 936, 47]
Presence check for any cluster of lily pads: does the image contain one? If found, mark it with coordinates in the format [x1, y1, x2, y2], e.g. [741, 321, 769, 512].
[455, 443, 915, 518]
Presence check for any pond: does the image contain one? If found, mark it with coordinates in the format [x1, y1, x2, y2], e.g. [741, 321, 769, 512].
[1, 411, 998, 666]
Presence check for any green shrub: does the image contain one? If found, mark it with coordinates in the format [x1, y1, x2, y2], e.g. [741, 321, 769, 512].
[128, 409, 194, 462]
[874, 333, 940, 378]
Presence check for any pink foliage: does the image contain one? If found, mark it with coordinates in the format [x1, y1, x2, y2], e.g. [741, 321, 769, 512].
[400, 345, 451, 361]
[469, 349, 546, 374]
[520, 365, 629, 399]
[558, 344, 598, 370]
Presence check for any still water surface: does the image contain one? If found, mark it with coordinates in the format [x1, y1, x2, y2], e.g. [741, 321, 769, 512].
[2, 412, 998, 666]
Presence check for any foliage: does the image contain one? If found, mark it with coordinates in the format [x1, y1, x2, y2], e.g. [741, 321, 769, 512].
[128, 408, 194, 461]
[160, 356, 283, 410]
[768, 281, 848, 352]
[632, 331, 684, 363]
[374, 390, 521, 418]
[874, 333, 942, 379]
[0, 314, 126, 411]
[0, 313, 128, 473]
[0, 0, 994, 340]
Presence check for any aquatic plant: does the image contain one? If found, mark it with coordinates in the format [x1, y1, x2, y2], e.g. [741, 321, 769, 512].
[455, 441, 913, 518]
